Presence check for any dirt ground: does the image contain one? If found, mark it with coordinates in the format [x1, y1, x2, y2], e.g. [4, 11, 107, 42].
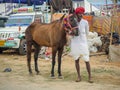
[0, 50, 120, 90]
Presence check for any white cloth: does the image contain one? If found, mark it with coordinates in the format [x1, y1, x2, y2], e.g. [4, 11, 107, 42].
[70, 19, 89, 62]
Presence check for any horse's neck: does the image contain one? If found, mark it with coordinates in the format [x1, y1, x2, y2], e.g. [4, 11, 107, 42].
[52, 20, 64, 29]
[51, 20, 66, 38]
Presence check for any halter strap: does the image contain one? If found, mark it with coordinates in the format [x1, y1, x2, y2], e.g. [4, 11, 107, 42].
[64, 14, 78, 33]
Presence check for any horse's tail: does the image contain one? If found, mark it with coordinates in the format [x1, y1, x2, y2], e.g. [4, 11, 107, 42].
[25, 22, 36, 42]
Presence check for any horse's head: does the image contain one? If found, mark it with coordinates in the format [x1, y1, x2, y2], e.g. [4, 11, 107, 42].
[62, 13, 79, 36]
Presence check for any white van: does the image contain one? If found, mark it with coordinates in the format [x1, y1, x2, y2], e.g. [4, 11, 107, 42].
[0, 12, 43, 55]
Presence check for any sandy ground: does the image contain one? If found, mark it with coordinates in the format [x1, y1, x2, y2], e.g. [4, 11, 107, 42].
[0, 51, 120, 90]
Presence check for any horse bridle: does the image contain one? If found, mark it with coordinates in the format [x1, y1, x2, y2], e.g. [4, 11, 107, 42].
[64, 14, 78, 35]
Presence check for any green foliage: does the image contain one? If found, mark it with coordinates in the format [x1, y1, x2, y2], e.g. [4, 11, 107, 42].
[65, 46, 71, 52]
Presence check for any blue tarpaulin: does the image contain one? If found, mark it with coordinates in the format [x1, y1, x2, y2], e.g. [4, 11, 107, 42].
[0, 0, 47, 5]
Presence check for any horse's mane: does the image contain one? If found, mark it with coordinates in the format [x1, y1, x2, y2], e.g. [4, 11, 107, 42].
[40, 14, 66, 25]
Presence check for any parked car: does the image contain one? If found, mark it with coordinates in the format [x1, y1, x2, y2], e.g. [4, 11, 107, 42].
[0, 11, 43, 55]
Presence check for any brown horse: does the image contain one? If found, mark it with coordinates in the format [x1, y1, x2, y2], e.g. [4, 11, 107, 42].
[25, 13, 78, 78]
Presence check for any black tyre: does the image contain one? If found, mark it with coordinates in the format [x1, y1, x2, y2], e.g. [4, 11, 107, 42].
[0, 49, 3, 54]
[19, 39, 27, 55]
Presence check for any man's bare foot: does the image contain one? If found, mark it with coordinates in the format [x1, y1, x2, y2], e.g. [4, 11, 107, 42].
[88, 79, 93, 83]
[75, 78, 81, 82]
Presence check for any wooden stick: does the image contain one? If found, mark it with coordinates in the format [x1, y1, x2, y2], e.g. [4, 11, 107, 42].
[90, 52, 106, 56]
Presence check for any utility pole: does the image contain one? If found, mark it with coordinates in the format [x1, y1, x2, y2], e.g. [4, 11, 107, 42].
[105, 0, 108, 16]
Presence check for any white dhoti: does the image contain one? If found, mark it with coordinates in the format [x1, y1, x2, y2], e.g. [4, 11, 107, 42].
[70, 19, 90, 62]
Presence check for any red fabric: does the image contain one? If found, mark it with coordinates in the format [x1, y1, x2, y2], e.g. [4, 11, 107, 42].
[75, 7, 85, 14]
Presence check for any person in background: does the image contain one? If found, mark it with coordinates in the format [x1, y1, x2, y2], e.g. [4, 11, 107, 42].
[45, 47, 52, 60]
[112, 32, 120, 45]
[70, 7, 93, 83]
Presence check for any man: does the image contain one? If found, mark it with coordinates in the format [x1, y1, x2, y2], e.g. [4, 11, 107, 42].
[70, 7, 93, 83]
[112, 32, 120, 45]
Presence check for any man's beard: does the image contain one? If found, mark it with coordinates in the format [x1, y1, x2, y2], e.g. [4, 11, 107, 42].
[77, 15, 82, 22]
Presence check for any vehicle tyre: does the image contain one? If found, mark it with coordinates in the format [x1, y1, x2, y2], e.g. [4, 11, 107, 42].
[0, 49, 3, 54]
[19, 39, 27, 55]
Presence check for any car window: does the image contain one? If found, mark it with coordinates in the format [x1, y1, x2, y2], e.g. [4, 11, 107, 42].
[5, 15, 33, 26]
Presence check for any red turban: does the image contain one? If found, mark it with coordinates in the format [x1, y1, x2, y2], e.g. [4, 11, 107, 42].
[75, 7, 85, 14]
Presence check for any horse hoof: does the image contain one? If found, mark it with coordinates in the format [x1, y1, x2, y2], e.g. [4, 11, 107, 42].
[29, 72, 33, 75]
[36, 71, 41, 75]
[58, 76, 64, 79]
[50, 75, 56, 79]
[36, 72, 41, 75]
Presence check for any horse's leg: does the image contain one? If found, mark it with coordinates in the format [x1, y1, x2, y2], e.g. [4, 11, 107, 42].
[33, 42, 40, 75]
[26, 41, 32, 74]
[57, 47, 64, 78]
[51, 47, 57, 78]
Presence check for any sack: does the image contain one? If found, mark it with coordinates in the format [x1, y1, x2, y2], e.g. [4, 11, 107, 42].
[109, 45, 120, 62]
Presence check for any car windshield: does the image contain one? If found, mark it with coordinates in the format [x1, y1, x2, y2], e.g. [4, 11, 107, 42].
[5, 15, 33, 26]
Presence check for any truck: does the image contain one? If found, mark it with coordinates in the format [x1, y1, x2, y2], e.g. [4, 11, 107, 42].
[0, 7, 44, 55]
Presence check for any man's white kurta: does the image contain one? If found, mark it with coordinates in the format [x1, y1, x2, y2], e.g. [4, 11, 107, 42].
[70, 19, 89, 61]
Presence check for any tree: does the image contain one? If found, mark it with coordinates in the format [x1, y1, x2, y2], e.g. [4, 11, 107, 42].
[111, 0, 120, 3]
[27, 0, 31, 6]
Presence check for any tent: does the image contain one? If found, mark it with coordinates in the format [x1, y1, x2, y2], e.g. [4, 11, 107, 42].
[0, 0, 47, 5]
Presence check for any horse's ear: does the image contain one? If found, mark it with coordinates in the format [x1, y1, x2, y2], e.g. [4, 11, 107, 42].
[60, 14, 66, 21]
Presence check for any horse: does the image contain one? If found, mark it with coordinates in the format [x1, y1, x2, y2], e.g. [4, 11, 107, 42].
[25, 13, 79, 78]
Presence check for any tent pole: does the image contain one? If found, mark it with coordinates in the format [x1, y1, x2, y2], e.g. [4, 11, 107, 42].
[18, 0, 21, 7]
[109, 0, 117, 61]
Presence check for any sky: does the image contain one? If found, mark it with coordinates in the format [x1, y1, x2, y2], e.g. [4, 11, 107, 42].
[87, 0, 120, 5]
